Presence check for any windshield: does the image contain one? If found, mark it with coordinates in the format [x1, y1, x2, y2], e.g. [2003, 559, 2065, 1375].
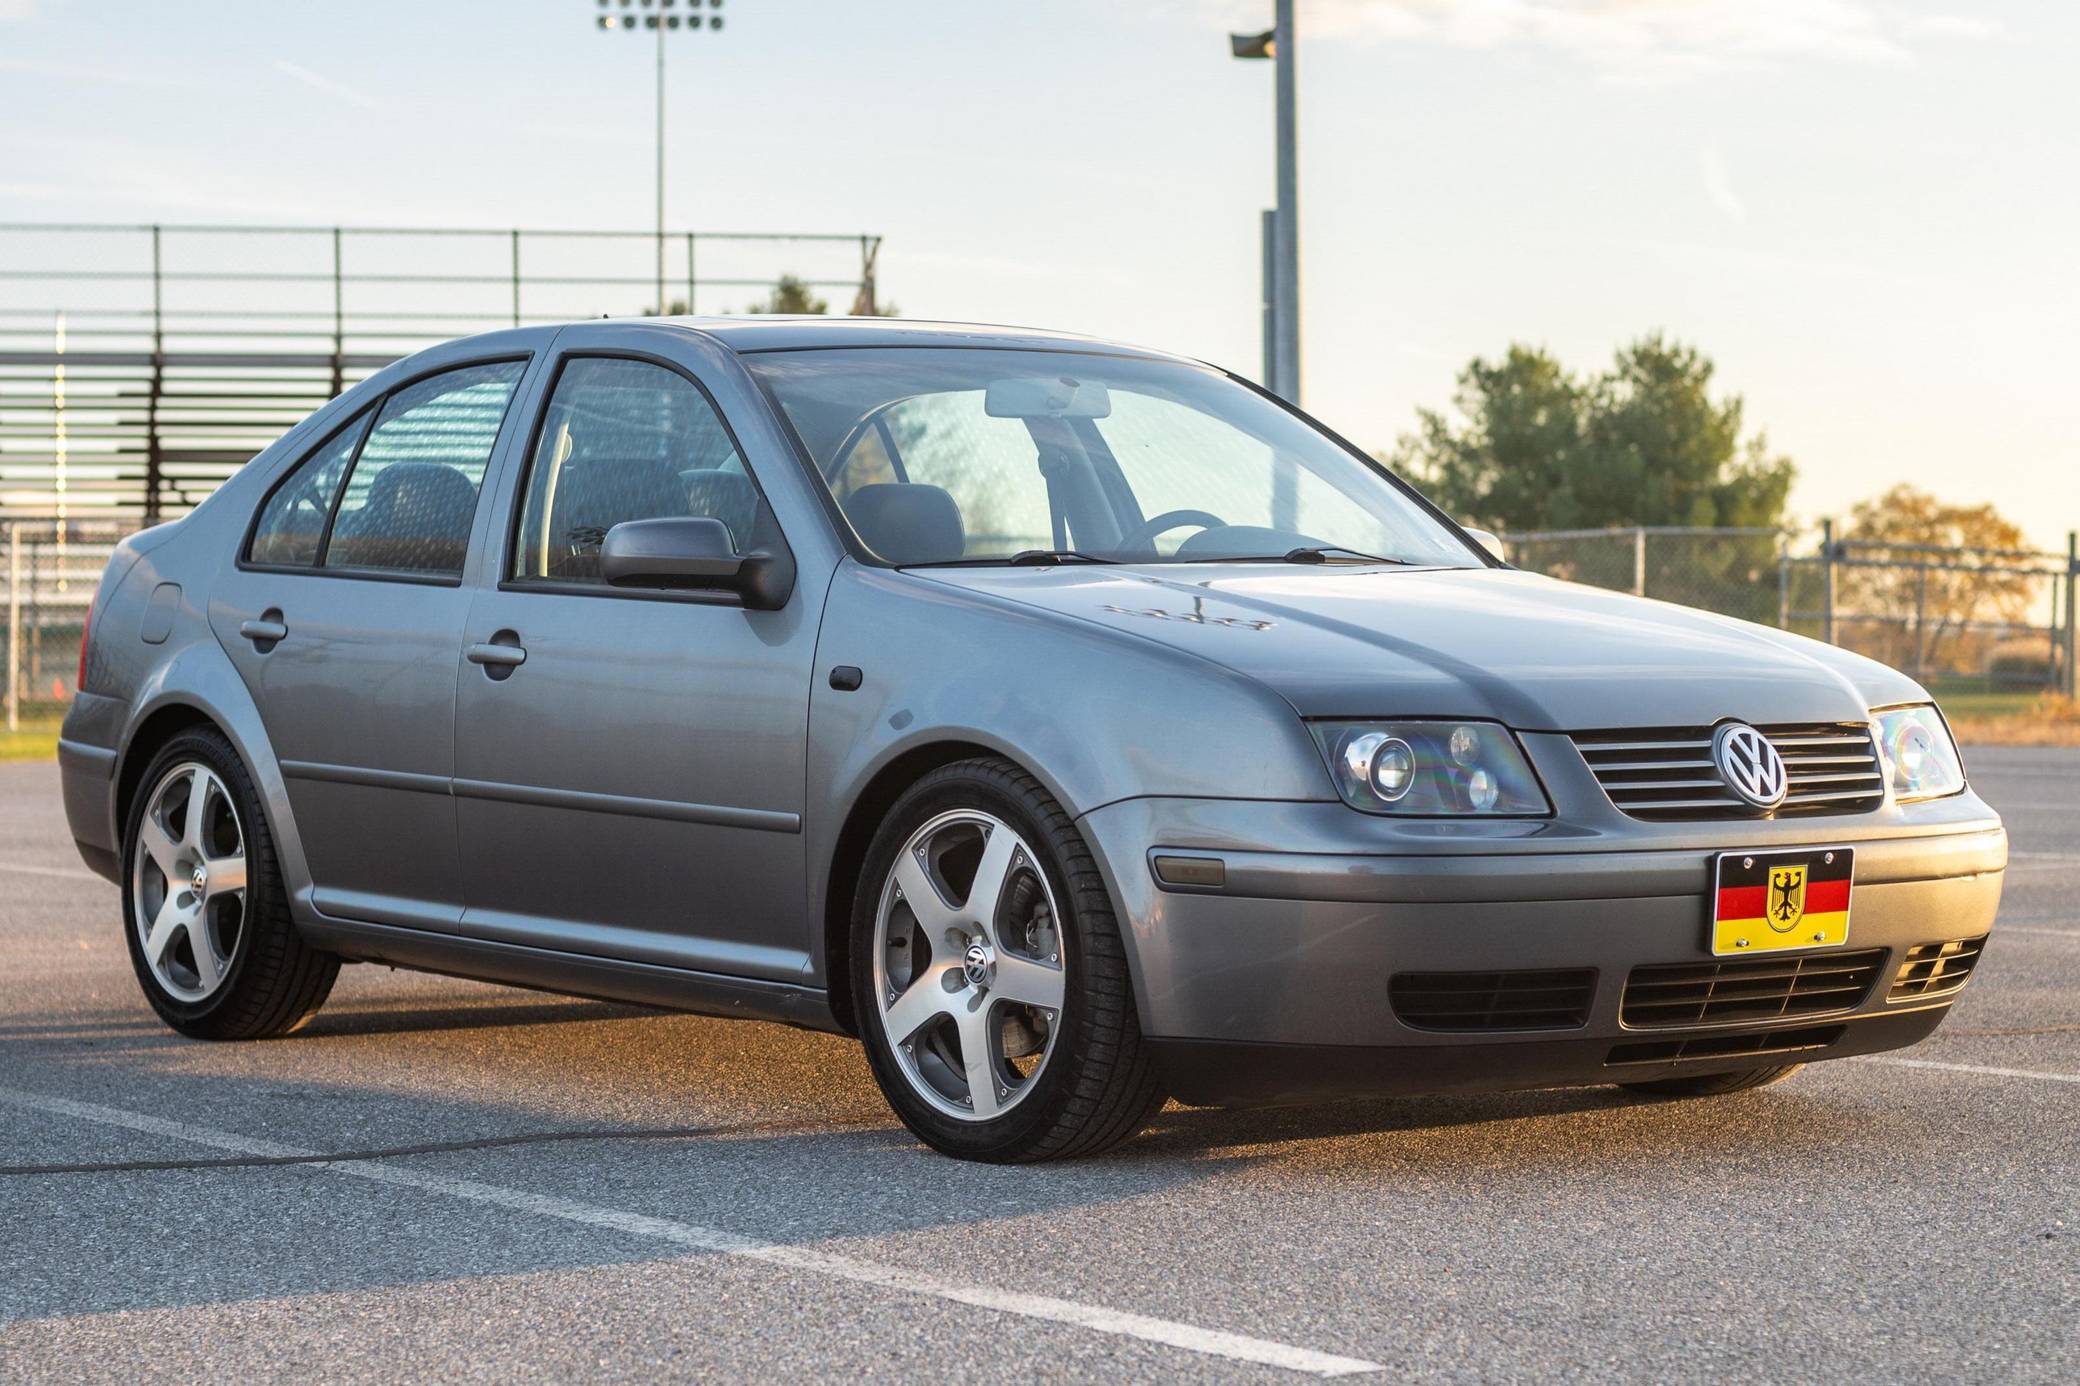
[745, 347, 1478, 568]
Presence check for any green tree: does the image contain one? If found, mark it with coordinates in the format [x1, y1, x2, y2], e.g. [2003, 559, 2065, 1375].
[746, 274, 829, 315]
[1391, 333, 1794, 534]
[1391, 344, 1582, 530]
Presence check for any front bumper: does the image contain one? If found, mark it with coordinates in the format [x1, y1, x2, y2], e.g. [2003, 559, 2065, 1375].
[1079, 795, 2005, 1105]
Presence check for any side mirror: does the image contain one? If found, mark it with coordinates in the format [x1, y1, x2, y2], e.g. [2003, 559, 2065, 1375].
[600, 516, 794, 610]
[1460, 525, 1504, 560]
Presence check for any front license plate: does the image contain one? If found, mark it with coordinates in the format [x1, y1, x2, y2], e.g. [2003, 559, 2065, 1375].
[1711, 847, 1854, 956]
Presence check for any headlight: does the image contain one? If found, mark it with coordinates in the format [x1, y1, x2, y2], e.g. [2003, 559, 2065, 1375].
[1311, 720, 1550, 816]
[1873, 704, 1966, 802]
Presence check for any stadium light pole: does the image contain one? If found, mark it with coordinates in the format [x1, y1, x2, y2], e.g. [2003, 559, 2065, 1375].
[592, 0, 728, 313]
[1231, 2, 1299, 405]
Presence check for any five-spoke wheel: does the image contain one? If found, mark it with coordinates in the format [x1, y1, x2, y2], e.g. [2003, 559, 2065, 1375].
[874, 809, 1067, 1121]
[853, 758, 1165, 1161]
[131, 761, 248, 1002]
[120, 727, 338, 1038]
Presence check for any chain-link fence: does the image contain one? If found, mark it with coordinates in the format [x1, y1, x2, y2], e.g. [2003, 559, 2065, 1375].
[3, 518, 131, 729]
[1501, 525, 2080, 698]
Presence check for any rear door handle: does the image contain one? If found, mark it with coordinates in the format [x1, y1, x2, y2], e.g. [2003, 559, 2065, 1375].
[238, 614, 287, 649]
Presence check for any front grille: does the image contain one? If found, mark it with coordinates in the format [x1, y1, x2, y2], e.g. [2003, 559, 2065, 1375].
[1606, 1024, 1846, 1067]
[1889, 936, 1989, 1002]
[1388, 968, 1596, 1032]
[1621, 949, 1886, 1028]
[1572, 722, 1886, 820]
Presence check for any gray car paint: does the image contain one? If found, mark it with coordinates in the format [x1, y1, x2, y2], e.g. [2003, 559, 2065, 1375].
[58, 316, 2006, 1100]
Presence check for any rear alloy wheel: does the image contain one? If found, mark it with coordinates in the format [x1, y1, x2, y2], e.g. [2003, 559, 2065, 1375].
[132, 760, 247, 1004]
[1617, 1064, 1804, 1099]
[122, 728, 337, 1039]
[853, 760, 1164, 1161]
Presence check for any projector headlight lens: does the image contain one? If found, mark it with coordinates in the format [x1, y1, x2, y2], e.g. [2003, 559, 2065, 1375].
[1314, 721, 1549, 816]
[1874, 704, 1966, 802]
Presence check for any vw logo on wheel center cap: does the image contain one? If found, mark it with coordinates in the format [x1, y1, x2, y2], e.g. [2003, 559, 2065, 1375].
[189, 864, 208, 894]
[962, 940, 996, 988]
[1712, 722, 1788, 811]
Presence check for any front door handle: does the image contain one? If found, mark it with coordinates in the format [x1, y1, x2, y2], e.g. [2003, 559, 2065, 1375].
[465, 632, 527, 680]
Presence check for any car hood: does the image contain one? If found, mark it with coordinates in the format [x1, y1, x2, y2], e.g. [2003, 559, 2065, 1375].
[913, 564, 1924, 730]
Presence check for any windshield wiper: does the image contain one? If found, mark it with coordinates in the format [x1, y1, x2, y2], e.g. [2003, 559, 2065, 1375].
[1286, 545, 1416, 565]
[898, 550, 1120, 569]
[1004, 549, 1120, 566]
[1217, 546, 1418, 566]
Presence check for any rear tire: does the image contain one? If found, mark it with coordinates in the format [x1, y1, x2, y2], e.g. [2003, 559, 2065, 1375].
[1618, 1063, 1803, 1099]
[851, 758, 1165, 1162]
[120, 727, 338, 1039]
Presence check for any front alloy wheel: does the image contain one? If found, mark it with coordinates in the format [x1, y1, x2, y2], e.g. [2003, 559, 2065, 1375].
[874, 808, 1066, 1121]
[853, 759, 1165, 1161]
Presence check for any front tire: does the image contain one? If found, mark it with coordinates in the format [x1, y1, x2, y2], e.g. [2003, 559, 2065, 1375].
[851, 759, 1164, 1162]
[1618, 1063, 1803, 1099]
[121, 727, 338, 1039]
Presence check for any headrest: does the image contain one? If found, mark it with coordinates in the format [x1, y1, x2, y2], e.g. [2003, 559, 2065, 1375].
[684, 469, 760, 550]
[845, 483, 965, 565]
[365, 463, 476, 532]
[555, 457, 686, 533]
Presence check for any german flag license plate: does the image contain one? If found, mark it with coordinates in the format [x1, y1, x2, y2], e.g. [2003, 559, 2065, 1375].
[1712, 848, 1853, 956]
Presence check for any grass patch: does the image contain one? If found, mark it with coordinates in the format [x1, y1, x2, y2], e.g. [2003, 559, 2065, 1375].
[1935, 691, 2041, 720]
[1947, 694, 2080, 747]
[0, 715, 62, 762]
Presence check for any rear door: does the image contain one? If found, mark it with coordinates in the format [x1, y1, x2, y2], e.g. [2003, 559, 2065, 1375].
[450, 336, 817, 979]
[211, 356, 534, 931]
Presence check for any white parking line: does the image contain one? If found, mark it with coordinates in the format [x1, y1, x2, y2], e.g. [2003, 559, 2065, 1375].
[2000, 925, 2079, 938]
[0, 1085, 1381, 1379]
[1862, 1057, 2080, 1086]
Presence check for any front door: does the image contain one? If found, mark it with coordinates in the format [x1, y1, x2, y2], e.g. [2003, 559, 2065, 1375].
[212, 358, 532, 930]
[451, 347, 816, 980]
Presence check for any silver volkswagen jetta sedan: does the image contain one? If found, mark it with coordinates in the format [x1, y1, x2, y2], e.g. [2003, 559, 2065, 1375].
[58, 317, 2004, 1161]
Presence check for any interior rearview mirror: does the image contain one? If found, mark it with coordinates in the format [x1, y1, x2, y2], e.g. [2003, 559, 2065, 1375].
[983, 376, 1112, 419]
[600, 516, 794, 610]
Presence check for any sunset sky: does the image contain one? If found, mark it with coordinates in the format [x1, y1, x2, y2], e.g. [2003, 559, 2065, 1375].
[2, 0, 2071, 544]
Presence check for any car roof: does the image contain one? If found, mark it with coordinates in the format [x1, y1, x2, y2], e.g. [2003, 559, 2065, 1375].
[641, 314, 1192, 361]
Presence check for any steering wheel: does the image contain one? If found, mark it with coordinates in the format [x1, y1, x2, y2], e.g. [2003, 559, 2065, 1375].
[1120, 508, 1226, 553]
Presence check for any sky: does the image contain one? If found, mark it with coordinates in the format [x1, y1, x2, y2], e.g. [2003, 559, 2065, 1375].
[1, 0, 2073, 546]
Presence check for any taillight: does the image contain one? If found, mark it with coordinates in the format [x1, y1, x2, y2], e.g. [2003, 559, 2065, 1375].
[76, 599, 92, 695]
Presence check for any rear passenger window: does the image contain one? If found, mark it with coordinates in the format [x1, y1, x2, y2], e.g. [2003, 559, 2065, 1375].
[247, 412, 370, 567]
[323, 361, 526, 576]
[511, 357, 772, 586]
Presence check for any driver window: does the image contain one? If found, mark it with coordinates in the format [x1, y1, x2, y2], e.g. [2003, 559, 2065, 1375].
[511, 357, 765, 585]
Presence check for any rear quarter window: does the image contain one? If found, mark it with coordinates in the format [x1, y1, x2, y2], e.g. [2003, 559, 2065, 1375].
[246, 412, 370, 567]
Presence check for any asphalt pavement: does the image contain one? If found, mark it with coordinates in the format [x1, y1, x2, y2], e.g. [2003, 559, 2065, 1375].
[0, 749, 2074, 1383]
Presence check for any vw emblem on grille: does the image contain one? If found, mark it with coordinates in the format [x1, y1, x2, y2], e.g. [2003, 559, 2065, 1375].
[1712, 722, 1788, 811]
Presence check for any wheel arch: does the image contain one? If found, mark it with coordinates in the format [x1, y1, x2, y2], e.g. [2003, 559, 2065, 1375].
[112, 640, 315, 922]
[114, 702, 220, 836]
[819, 737, 1020, 1036]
